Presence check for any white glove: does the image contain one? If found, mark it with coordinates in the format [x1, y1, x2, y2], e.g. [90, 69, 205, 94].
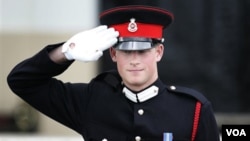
[62, 25, 119, 62]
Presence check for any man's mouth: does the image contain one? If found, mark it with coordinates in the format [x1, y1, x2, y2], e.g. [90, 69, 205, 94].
[127, 69, 143, 72]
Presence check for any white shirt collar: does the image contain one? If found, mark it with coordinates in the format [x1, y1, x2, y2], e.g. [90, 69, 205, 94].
[122, 85, 159, 103]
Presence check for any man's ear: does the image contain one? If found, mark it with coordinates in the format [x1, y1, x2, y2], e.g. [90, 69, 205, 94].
[109, 47, 117, 62]
[155, 44, 164, 62]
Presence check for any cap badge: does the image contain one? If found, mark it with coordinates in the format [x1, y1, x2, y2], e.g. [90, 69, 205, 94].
[128, 18, 138, 32]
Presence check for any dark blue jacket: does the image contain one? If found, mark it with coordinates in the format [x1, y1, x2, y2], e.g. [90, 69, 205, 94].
[7, 43, 220, 141]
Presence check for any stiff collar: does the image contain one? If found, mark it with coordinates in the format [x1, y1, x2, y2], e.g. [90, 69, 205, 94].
[123, 85, 159, 103]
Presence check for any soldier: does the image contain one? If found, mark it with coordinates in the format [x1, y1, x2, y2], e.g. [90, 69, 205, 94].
[7, 5, 220, 141]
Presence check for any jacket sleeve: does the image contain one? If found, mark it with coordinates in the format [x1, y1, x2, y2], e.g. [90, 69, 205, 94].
[7, 43, 90, 134]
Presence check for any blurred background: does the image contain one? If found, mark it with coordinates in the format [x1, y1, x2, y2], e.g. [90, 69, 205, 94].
[1, 0, 250, 140]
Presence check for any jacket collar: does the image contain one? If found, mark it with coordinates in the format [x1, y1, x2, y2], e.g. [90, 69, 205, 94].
[123, 85, 159, 103]
[122, 79, 164, 103]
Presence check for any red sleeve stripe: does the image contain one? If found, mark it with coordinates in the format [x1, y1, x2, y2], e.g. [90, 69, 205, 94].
[191, 101, 201, 141]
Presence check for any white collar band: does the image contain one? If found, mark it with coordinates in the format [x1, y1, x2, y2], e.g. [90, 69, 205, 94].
[122, 86, 159, 103]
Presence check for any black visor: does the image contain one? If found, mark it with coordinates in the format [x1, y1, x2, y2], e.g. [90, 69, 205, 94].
[114, 37, 163, 50]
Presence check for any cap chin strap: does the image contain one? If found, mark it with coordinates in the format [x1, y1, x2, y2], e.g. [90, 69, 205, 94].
[123, 86, 159, 103]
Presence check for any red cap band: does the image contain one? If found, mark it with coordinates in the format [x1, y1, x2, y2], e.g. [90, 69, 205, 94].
[111, 22, 163, 39]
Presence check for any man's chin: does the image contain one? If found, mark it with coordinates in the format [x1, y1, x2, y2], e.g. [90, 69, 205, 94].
[126, 80, 144, 87]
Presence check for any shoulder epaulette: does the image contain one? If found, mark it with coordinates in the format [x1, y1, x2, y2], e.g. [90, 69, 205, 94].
[166, 85, 207, 104]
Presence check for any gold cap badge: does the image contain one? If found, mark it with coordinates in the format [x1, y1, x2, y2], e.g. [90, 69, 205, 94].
[128, 18, 138, 32]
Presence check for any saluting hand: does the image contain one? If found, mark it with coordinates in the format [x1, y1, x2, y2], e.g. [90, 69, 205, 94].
[62, 25, 119, 62]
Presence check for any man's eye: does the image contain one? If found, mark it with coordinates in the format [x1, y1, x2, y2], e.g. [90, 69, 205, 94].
[138, 50, 146, 54]
[121, 50, 149, 54]
[123, 50, 132, 54]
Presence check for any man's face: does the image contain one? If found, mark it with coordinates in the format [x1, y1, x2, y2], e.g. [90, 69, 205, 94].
[110, 44, 164, 91]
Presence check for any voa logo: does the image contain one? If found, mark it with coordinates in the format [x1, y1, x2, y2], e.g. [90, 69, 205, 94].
[226, 129, 247, 136]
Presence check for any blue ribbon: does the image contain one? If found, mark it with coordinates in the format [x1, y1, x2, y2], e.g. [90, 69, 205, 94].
[163, 132, 173, 141]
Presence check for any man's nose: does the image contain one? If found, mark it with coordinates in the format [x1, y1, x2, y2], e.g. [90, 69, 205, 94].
[129, 51, 140, 66]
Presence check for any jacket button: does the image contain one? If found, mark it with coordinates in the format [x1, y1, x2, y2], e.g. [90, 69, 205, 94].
[138, 109, 144, 115]
[170, 86, 176, 90]
[102, 138, 108, 141]
[135, 136, 141, 141]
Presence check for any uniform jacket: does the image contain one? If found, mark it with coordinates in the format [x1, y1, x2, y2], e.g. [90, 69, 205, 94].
[7, 43, 220, 141]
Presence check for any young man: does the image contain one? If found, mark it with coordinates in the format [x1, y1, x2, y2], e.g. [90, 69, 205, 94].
[7, 5, 220, 141]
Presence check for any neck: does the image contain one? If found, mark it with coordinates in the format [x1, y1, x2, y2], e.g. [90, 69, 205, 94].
[123, 77, 158, 92]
